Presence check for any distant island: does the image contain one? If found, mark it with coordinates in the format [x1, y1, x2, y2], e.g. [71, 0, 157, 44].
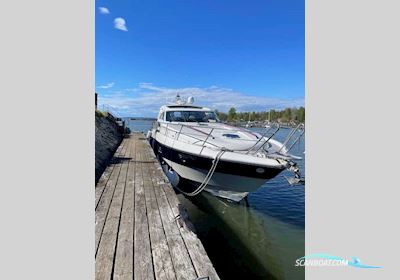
[124, 117, 157, 121]
[216, 107, 305, 124]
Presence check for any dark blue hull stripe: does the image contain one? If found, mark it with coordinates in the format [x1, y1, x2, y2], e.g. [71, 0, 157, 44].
[150, 138, 284, 179]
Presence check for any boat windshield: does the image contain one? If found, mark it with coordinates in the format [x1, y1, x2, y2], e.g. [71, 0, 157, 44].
[165, 110, 219, 123]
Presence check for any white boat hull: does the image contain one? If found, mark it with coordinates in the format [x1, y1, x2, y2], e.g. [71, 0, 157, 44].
[163, 158, 269, 193]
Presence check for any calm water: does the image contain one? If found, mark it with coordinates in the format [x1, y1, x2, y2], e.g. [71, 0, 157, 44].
[126, 119, 305, 280]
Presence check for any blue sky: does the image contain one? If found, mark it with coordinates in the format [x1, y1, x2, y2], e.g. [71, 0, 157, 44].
[96, 0, 304, 117]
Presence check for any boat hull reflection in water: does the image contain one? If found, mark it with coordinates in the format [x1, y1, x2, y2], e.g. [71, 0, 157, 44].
[180, 192, 305, 280]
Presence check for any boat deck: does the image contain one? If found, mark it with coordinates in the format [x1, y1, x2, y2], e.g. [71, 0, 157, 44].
[95, 132, 219, 280]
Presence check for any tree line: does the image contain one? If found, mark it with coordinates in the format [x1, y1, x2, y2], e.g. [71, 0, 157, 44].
[215, 107, 305, 123]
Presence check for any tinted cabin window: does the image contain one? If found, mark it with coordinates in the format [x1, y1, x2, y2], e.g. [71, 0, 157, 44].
[166, 111, 218, 122]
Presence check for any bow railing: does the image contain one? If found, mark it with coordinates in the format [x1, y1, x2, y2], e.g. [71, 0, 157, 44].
[155, 122, 304, 156]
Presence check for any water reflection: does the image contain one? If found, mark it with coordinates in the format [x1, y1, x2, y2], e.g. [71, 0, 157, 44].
[179, 192, 304, 280]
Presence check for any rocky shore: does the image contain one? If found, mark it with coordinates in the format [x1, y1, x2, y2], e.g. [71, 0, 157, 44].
[95, 112, 123, 183]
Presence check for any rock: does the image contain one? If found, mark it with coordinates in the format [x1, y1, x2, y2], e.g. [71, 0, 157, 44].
[95, 114, 123, 183]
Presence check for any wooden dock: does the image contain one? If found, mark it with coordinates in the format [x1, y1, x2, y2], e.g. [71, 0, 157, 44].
[95, 132, 220, 280]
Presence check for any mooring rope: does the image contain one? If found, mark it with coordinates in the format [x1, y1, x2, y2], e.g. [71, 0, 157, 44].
[173, 148, 227, 196]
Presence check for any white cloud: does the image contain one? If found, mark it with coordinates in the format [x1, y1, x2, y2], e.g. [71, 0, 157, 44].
[97, 82, 115, 89]
[97, 83, 304, 117]
[114, 17, 128, 31]
[124, 88, 140, 92]
[98, 7, 110, 14]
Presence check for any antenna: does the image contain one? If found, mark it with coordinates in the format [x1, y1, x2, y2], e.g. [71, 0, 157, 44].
[175, 94, 184, 105]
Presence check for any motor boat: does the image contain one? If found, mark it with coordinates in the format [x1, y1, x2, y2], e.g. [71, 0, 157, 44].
[147, 95, 304, 201]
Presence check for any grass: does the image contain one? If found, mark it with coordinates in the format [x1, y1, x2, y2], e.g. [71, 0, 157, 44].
[95, 109, 108, 118]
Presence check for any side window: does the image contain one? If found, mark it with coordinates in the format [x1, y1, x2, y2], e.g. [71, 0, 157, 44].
[166, 111, 184, 122]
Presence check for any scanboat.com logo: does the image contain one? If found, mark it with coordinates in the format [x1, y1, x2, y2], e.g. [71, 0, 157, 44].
[295, 253, 382, 268]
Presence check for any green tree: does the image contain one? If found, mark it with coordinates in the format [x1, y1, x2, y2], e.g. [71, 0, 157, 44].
[282, 108, 292, 122]
[215, 110, 228, 121]
[250, 111, 256, 121]
[298, 107, 305, 122]
[291, 107, 299, 121]
[270, 110, 276, 121]
[215, 107, 304, 124]
[228, 107, 237, 121]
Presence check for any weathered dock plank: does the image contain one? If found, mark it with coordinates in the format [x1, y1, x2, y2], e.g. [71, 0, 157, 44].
[96, 139, 131, 280]
[95, 133, 220, 280]
[162, 181, 220, 280]
[143, 144, 198, 280]
[95, 142, 124, 208]
[95, 139, 129, 255]
[151, 171, 198, 280]
[133, 138, 155, 280]
[141, 140, 177, 280]
[113, 138, 136, 280]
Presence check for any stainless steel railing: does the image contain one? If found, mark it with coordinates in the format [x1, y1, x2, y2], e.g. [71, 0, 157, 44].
[152, 121, 305, 186]
[278, 123, 305, 153]
[155, 121, 305, 156]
